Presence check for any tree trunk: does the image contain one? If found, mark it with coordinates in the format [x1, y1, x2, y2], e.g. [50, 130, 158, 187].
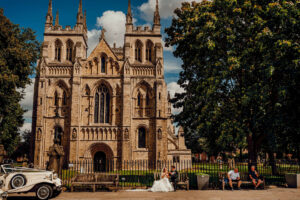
[247, 134, 258, 170]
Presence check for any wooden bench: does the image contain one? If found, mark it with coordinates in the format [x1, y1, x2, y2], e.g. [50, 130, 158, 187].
[71, 173, 119, 192]
[153, 172, 189, 190]
[219, 172, 265, 190]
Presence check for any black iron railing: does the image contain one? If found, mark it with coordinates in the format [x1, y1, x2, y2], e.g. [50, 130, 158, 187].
[59, 160, 300, 189]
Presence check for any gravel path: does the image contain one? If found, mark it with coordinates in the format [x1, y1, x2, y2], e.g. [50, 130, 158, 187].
[7, 188, 300, 200]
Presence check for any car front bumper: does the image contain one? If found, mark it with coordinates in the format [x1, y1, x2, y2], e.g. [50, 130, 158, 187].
[53, 178, 62, 187]
[54, 185, 62, 191]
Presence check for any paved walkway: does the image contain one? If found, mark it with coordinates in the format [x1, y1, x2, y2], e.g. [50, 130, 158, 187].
[7, 188, 300, 200]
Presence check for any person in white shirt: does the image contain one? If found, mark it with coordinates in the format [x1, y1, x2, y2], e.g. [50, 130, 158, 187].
[226, 168, 242, 190]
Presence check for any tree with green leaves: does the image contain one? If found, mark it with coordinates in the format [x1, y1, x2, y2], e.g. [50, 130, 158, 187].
[12, 129, 31, 160]
[0, 8, 40, 156]
[165, 0, 299, 165]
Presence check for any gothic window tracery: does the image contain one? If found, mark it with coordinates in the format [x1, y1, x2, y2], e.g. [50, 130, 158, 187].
[137, 92, 142, 107]
[146, 40, 154, 62]
[135, 40, 143, 62]
[66, 40, 73, 62]
[94, 84, 110, 124]
[54, 91, 59, 106]
[55, 39, 62, 62]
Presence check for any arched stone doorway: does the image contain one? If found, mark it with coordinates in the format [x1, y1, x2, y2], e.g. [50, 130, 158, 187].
[85, 143, 114, 172]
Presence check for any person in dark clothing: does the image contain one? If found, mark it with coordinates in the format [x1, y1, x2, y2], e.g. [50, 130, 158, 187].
[249, 165, 263, 189]
[169, 166, 178, 191]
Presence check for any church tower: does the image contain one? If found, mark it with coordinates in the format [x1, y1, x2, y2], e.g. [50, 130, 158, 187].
[32, 0, 191, 169]
[32, 0, 88, 167]
[123, 0, 169, 163]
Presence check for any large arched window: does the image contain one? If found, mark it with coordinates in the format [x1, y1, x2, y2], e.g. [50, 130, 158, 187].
[101, 56, 106, 73]
[66, 40, 73, 62]
[94, 84, 110, 123]
[55, 40, 62, 62]
[138, 127, 146, 148]
[146, 40, 154, 62]
[54, 91, 59, 106]
[135, 40, 143, 62]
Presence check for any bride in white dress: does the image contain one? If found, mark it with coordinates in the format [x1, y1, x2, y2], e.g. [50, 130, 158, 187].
[150, 167, 174, 192]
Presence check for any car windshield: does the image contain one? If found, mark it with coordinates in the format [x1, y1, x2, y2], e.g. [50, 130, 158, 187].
[1, 164, 15, 173]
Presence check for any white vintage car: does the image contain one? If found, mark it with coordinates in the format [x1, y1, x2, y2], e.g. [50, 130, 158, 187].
[0, 164, 62, 200]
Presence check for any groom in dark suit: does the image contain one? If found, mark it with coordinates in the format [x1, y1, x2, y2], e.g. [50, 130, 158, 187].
[169, 166, 178, 191]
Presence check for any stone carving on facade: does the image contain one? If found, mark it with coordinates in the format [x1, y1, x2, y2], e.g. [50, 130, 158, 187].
[72, 128, 77, 140]
[124, 129, 129, 140]
[157, 129, 162, 140]
[47, 139, 65, 174]
[36, 128, 42, 141]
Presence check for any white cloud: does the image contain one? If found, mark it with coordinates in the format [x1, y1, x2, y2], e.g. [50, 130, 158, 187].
[19, 79, 34, 133]
[87, 6, 176, 56]
[87, 29, 102, 56]
[20, 122, 32, 133]
[167, 82, 185, 115]
[139, 0, 202, 22]
[164, 61, 182, 73]
[87, 10, 126, 56]
[20, 81, 34, 111]
[96, 11, 126, 47]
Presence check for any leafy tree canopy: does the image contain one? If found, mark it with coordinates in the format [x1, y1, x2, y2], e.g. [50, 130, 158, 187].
[166, 0, 299, 162]
[0, 8, 40, 155]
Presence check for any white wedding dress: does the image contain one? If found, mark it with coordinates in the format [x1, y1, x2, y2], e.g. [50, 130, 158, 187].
[150, 176, 174, 192]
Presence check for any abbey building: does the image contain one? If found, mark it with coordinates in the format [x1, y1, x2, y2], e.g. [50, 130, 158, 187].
[32, 0, 191, 169]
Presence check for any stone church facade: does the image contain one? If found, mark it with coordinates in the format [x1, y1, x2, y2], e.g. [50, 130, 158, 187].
[32, 0, 191, 169]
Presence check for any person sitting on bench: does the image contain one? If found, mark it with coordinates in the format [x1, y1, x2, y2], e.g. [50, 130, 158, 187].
[249, 165, 263, 189]
[225, 168, 242, 190]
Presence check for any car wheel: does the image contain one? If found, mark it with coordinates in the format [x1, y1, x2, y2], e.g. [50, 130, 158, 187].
[10, 174, 26, 189]
[36, 184, 53, 200]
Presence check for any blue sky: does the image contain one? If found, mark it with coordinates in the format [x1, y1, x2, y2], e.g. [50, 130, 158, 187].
[0, 0, 200, 132]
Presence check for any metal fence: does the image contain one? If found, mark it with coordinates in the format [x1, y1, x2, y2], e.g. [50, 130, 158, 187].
[59, 159, 300, 189]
